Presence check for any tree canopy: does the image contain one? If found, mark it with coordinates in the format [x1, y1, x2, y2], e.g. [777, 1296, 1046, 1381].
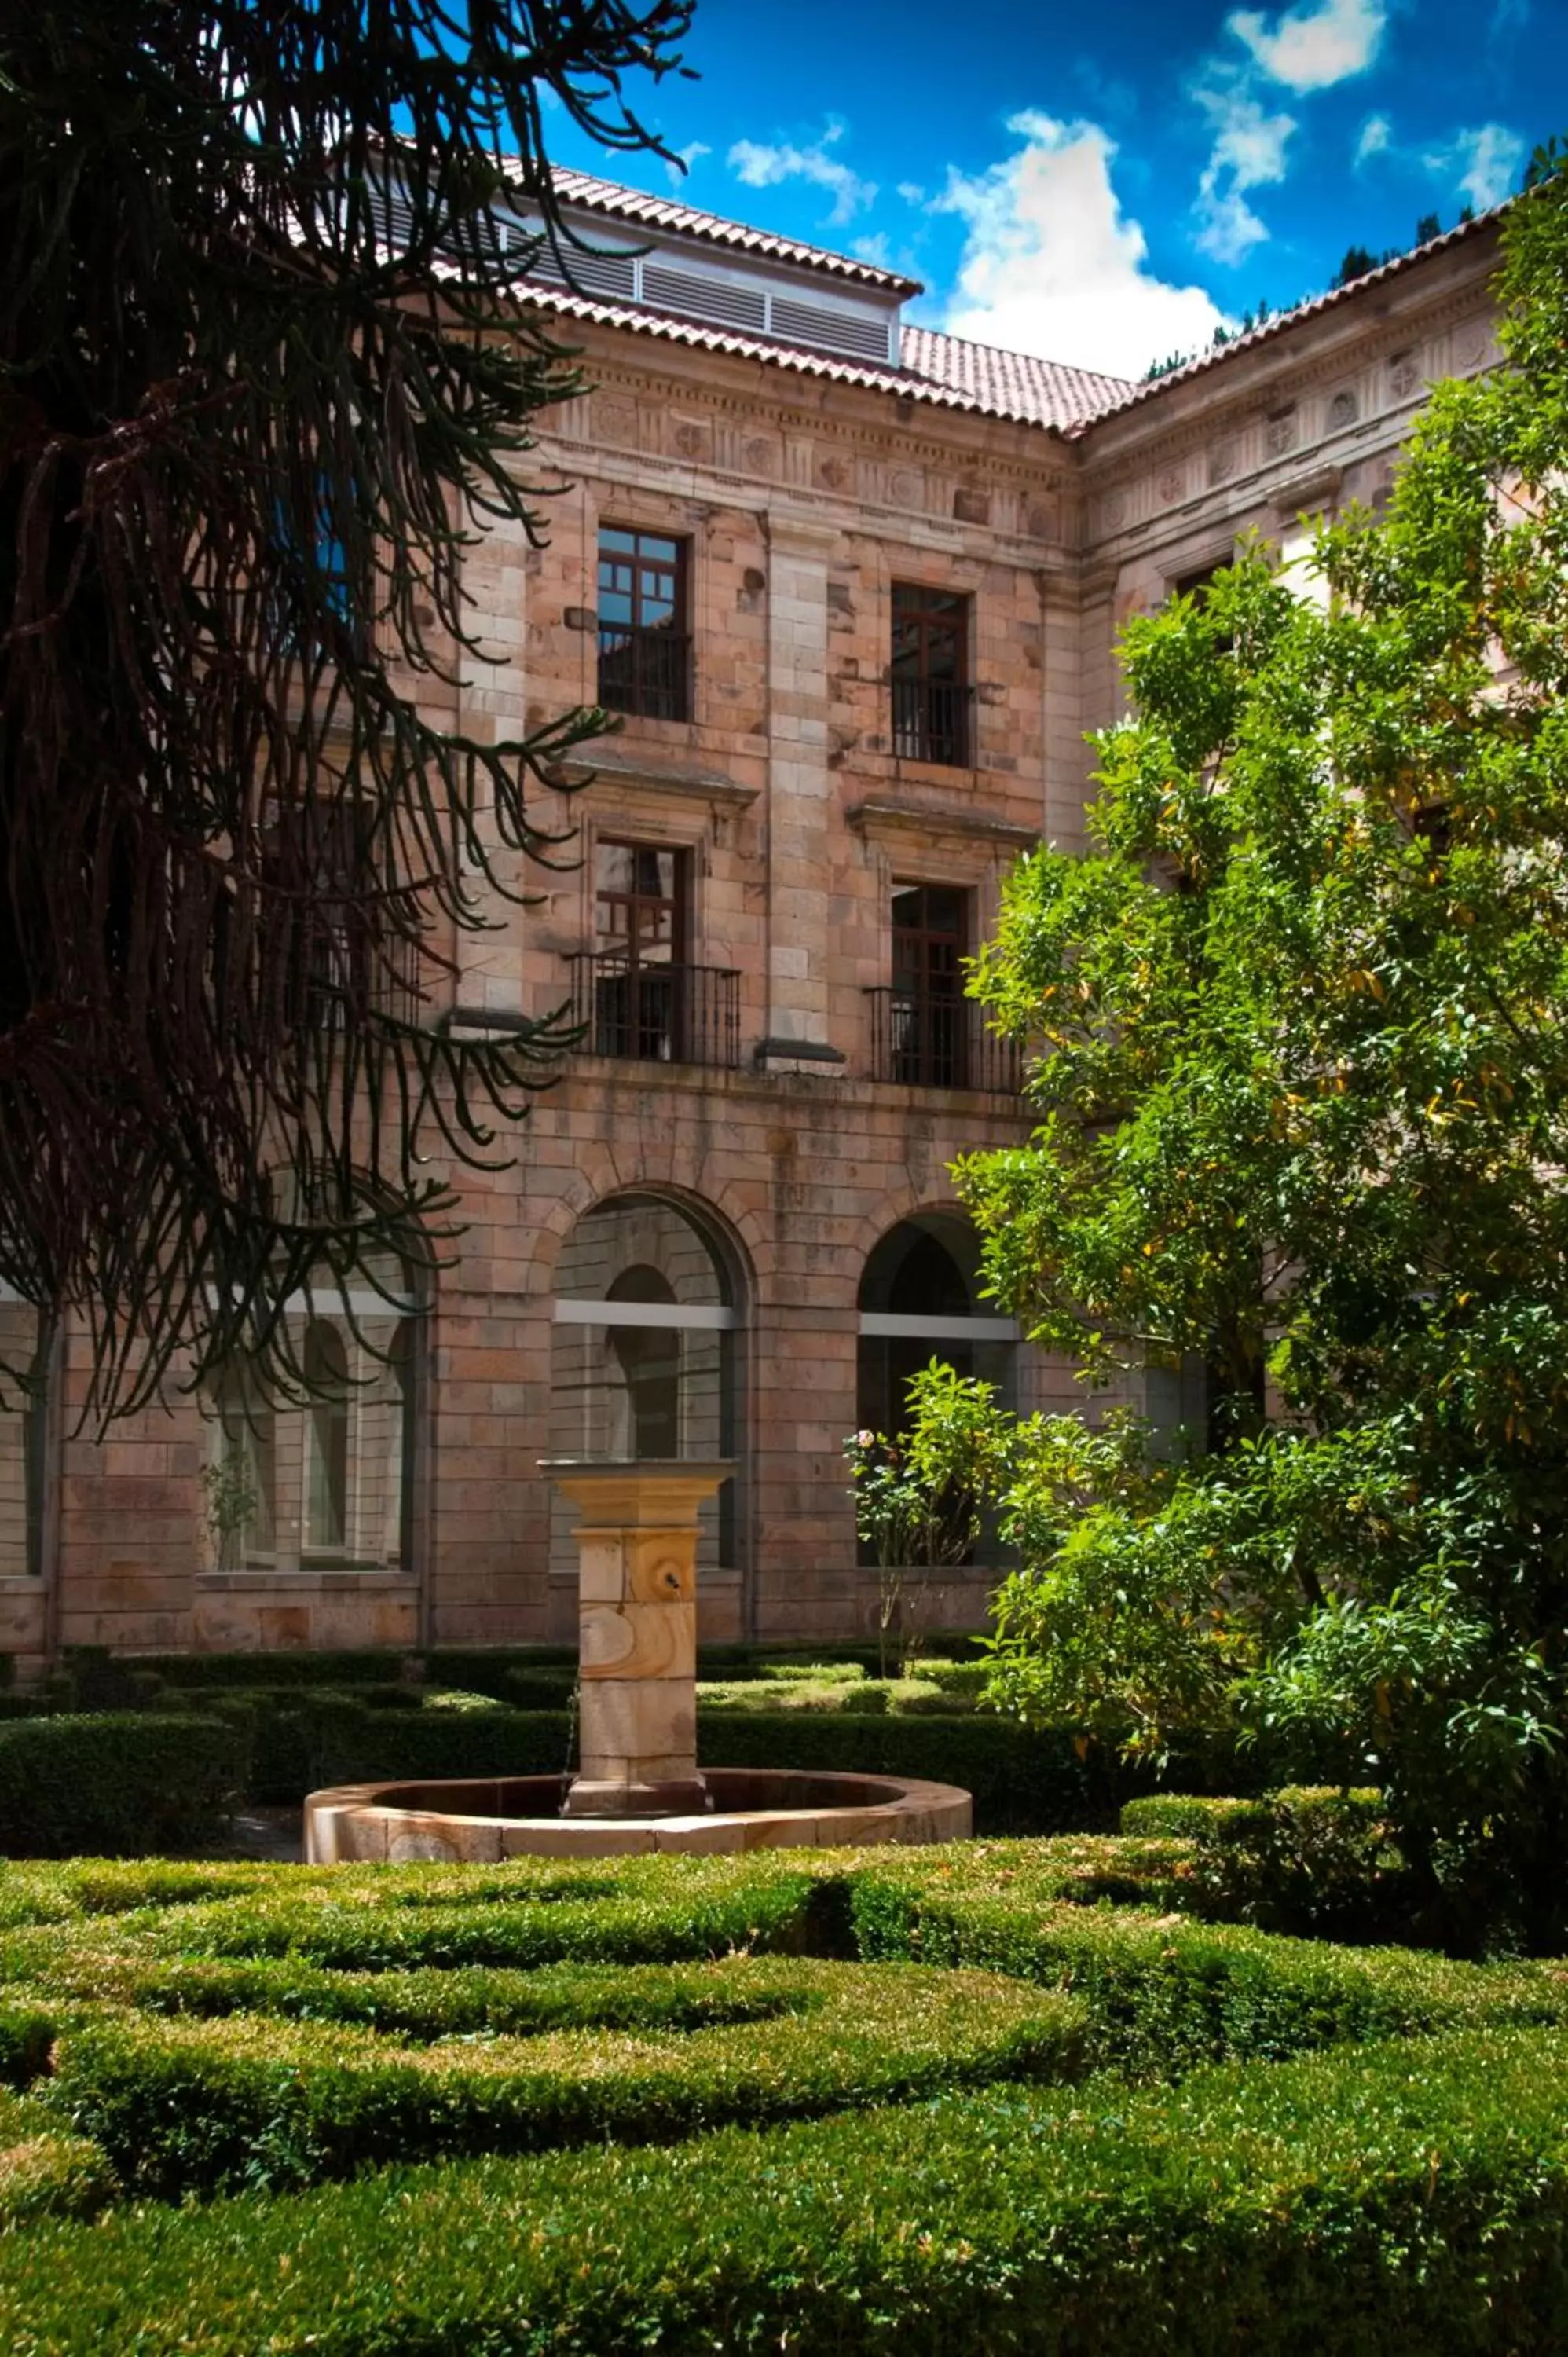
[910, 157, 1568, 1945]
[0, 0, 689, 1414]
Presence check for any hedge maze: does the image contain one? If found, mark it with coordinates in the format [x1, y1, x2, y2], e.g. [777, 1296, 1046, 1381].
[0, 1838, 1563, 2351]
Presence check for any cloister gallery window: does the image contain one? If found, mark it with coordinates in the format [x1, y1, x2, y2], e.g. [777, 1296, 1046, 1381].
[549, 1193, 739, 1578]
[204, 1252, 416, 1574]
[857, 1214, 1017, 1434]
[856, 1215, 1018, 1567]
[0, 1297, 48, 1578]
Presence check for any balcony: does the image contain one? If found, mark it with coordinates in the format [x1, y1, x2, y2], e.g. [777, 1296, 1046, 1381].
[567, 952, 741, 1071]
[301, 920, 430, 1032]
[865, 987, 1020, 1095]
[597, 625, 691, 724]
[891, 676, 974, 768]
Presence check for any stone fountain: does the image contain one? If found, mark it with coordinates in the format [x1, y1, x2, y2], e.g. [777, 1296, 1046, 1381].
[303, 1461, 971, 1862]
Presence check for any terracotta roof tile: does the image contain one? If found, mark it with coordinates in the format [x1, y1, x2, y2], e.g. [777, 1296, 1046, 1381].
[548, 167, 923, 296]
[514, 279, 1131, 432]
[899, 324, 1130, 430]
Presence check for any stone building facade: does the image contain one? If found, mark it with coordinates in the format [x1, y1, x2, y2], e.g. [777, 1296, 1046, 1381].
[0, 178, 1508, 1665]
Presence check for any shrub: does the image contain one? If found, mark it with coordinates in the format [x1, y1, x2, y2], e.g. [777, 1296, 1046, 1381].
[46, 1961, 1086, 2196]
[1121, 1787, 1409, 1940]
[847, 1849, 1568, 2074]
[5, 2028, 1568, 2349]
[0, 2092, 115, 2231]
[700, 1710, 1104, 1833]
[126, 1859, 833, 1972]
[0, 1715, 242, 1857]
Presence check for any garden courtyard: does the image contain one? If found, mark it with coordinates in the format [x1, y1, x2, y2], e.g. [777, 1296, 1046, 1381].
[0, 1654, 1560, 2350]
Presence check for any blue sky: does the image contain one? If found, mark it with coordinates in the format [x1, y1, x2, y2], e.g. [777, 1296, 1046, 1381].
[541, 0, 1562, 381]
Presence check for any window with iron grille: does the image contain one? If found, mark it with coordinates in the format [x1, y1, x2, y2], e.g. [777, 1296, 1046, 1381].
[569, 840, 740, 1070]
[891, 583, 972, 767]
[891, 883, 967, 1086]
[597, 528, 691, 723]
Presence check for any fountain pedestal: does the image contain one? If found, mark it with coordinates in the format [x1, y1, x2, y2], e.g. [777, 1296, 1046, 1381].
[545, 1460, 730, 1820]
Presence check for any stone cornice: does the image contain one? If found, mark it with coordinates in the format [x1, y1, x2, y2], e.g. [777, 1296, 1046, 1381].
[551, 746, 759, 812]
[847, 797, 1039, 852]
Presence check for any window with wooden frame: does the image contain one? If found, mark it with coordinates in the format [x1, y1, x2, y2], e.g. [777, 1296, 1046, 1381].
[597, 527, 691, 722]
[891, 582, 972, 766]
[566, 838, 740, 1070]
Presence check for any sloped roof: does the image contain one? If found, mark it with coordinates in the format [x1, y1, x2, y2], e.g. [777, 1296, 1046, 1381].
[548, 166, 922, 296]
[1090, 204, 1504, 421]
[515, 278, 1132, 432]
[900, 324, 1130, 430]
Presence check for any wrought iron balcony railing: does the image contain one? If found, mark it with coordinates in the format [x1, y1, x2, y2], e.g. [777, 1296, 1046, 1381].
[597, 625, 691, 724]
[300, 921, 430, 1032]
[567, 953, 741, 1071]
[865, 986, 1020, 1095]
[891, 676, 975, 768]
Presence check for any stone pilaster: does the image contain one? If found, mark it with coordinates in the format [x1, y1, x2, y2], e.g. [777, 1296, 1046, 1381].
[762, 513, 838, 1054]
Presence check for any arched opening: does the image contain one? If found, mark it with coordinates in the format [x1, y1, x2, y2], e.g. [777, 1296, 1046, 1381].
[550, 1192, 746, 1580]
[201, 1237, 423, 1573]
[857, 1211, 1013, 1438]
[855, 1211, 1018, 1574]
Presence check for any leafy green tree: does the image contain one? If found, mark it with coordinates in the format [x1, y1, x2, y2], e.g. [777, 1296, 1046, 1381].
[0, 0, 688, 1413]
[919, 156, 1568, 1945]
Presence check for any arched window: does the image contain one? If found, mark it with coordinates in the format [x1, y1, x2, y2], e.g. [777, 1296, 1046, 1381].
[201, 1243, 419, 1573]
[550, 1193, 743, 1577]
[856, 1212, 1018, 1441]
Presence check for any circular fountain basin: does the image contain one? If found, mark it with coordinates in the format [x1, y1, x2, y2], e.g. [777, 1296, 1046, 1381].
[304, 1769, 972, 1863]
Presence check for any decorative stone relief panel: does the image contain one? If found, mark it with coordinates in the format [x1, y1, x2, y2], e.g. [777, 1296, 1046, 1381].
[1388, 350, 1421, 401]
[1328, 387, 1359, 431]
[595, 398, 639, 446]
[1266, 406, 1298, 456]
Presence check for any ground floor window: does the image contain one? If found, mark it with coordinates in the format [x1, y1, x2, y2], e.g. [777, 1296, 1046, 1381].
[204, 1252, 416, 1573]
[855, 1213, 1017, 1565]
[549, 1193, 742, 1578]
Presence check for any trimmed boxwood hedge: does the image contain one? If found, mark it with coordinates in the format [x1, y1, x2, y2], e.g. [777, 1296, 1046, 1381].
[3, 2026, 1568, 2351]
[0, 2092, 115, 2232]
[848, 1850, 1567, 2073]
[45, 1959, 1086, 2196]
[0, 1715, 244, 1857]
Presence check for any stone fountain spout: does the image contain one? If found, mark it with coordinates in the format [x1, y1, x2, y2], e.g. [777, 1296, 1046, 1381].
[542, 1459, 732, 1820]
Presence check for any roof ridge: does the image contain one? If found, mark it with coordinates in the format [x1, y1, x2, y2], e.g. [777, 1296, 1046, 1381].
[1090, 202, 1507, 420]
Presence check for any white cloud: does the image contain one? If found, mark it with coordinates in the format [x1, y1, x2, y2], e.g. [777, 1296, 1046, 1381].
[726, 123, 875, 227]
[665, 140, 710, 190]
[1192, 80, 1295, 262]
[936, 112, 1231, 382]
[896, 181, 926, 207]
[1449, 122, 1526, 208]
[1227, 0, 1387, 93]
[1354, 112, 1391, 167]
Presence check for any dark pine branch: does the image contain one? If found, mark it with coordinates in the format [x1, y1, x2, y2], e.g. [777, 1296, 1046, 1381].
[0, 0, 692, 1417]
